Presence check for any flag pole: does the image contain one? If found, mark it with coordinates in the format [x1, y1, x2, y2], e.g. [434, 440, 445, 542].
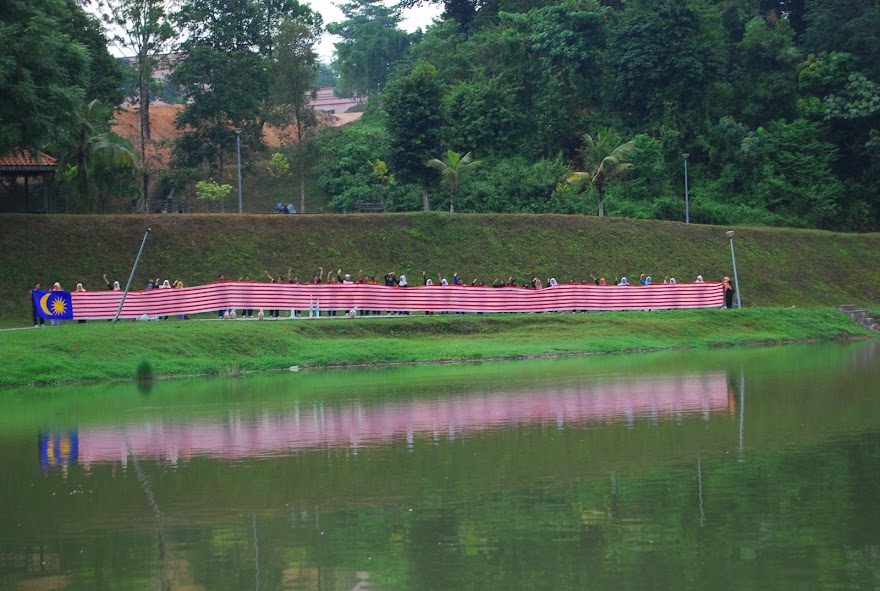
[114, 228, 151, 323]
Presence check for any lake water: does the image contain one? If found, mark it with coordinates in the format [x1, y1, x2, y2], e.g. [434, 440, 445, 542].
[1, 342, 878, 590]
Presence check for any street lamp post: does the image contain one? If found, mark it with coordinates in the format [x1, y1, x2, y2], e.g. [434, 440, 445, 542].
[725, 230, 742, 309]
[235, 128, 243, 214]
[682, 153, 690, 224]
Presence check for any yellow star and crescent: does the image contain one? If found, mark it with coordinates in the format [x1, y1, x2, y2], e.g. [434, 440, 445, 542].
[39, 293, 68, 316]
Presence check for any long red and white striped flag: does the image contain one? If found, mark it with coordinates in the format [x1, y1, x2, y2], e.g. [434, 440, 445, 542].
[69, 281, 724, 319]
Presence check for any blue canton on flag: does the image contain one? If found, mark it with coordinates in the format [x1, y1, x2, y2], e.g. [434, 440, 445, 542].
[33, 290, 74, 320]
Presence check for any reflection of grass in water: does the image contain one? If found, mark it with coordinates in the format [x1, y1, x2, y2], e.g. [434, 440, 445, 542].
[136, 360, 153, 383]
[0, 307, 873, 389]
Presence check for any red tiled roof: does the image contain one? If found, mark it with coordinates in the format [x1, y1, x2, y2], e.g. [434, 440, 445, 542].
[0, 150, 58, 168]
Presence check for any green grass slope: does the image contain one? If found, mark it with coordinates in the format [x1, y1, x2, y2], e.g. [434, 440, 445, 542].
[1, 213, 878, 323]
[0, 308, 871, 387]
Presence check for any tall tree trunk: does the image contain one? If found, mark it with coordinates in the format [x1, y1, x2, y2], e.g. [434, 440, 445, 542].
[218, 153, 225, 213]
[597, 182, 605, 217]
[138, 50, 151, 213]
[422, 180, 430, 211]
[450, 187, 455, 214]
[299, 166, 306, 215]
[297, 115, 305, 214]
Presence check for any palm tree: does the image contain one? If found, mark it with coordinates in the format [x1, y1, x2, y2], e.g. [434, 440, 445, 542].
[426, 150, 482, 213]
[566, 128, 635, 217]
[59, 100, 136, 212]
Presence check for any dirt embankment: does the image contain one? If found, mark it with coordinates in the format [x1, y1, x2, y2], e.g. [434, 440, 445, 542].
[112, 104, 360, 167]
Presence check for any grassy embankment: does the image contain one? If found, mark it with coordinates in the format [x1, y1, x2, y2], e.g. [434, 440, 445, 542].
[0, 214, 876, 385]
[0, 307, 873, 387]
[1, 213, 879, 324]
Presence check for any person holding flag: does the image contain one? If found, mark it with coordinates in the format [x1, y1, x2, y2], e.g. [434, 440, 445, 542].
[32, 282, 75, 326]
[30, 282, 44, 328]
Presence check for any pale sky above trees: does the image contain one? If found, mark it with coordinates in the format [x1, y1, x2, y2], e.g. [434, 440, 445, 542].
[92, 0, 441, 61]
[305, 0, 441, 60]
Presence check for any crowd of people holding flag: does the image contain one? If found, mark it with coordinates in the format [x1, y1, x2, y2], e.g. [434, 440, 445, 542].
[31, 266, 736, 326]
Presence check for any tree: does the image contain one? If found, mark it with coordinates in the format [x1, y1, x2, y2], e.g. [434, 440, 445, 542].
[735, 119, 845, 229]
[328, 0, 414, 98]
[195, 179, 233, 212]
[566, 129, 635, 217]
[0, 0, 89, 154]
[426, 150, 482, 213]
[172, 0, 311, 188]
[61, 0, 126, 107]
[99, 0, 176, 209]
[171, 0, 269, 184]
[316, 62, 339, 88]
[731, 17, 801, 126]
[802, 0, 880, 81]
[271, 13, 322, 213]
[497, 0, 611, 157]
[383, 62, 445, 210]
[397, 0, 501, 30]
[612, 0, 727, 125]
[56, 99, 136, 213]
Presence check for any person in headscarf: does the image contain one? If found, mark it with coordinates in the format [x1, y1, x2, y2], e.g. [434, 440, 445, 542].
[723, 276, 735, 308]
[75, 283, 87, 323]
[695, 275, 704, 283]
[548, 278, 558, 287]
[618, 277, 630, 286]
[50, 282, 63, 326]
[160, 280, 171, 288]
[102, 273, 121, 290]
[644, 276, 652, 285]
[397, 275, 410, 314]
[173, 280, 186, 320]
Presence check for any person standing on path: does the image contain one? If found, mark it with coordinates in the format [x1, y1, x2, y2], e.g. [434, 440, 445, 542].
[723, 276, 735, 309]
[31, 282, 44, 328]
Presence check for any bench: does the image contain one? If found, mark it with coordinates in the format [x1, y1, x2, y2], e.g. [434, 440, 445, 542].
[149, 199, 185, 213]
[354, 200, 386, 213]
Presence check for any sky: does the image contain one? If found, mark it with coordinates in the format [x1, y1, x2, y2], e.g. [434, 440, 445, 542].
[304, 0, 442, 61]
[99, 1, 442, 62]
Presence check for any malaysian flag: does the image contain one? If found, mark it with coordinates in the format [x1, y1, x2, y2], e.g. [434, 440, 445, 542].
[69, 281, 725, 320]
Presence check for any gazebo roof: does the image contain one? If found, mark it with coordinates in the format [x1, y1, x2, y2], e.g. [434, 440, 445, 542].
[0, 150, 58, 174]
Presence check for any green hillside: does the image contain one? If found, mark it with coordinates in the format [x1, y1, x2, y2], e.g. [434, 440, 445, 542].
[1, 213, 878, 324]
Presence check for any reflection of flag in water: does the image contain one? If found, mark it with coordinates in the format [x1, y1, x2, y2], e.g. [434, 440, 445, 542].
[33, 290, 74, 320]
[40, 432, 79, 469]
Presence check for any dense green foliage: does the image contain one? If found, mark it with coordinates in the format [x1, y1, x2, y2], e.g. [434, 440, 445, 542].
[328, 0, 418, 98]
[315, 0, 880, 231]
[0, 0, 97, 153]
[3, 0, 879, 229]
[1, 0, 137, 212]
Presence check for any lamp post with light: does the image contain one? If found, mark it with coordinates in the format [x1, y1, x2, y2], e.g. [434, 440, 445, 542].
[725, 230, 742, 308]
[235, 128, 243, 214]
[682, 153, 690, 224]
